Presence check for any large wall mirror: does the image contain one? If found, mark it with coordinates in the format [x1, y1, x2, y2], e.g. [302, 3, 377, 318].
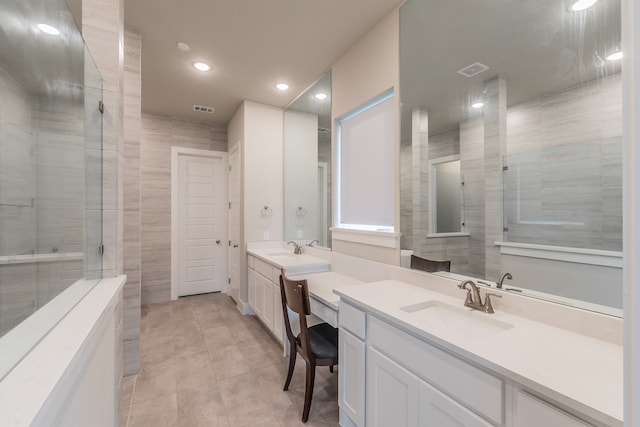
[284, 72, 332, 248]
[399, 0, 622, 315]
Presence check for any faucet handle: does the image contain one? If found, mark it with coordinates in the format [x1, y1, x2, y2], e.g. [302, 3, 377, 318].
[483, 293, 502, 314]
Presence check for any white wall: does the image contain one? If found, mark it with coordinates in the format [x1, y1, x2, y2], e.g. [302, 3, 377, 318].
[230, 101, 284, 305]
[284, 110, 318, 242]
[330, 7, 401, 265]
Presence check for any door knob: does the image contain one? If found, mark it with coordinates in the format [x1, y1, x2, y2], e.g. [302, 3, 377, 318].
[216, 240, 221, 244]
[233, 243, 239, 248]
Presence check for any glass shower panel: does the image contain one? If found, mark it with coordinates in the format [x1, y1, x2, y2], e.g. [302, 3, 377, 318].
[0, 0, 103, 377]
[503, 137, 622, 251]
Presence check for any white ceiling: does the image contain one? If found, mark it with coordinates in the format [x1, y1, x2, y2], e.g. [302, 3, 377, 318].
[116, 0, 402, 126]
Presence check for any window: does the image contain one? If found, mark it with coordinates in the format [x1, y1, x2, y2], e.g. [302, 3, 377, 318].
[428, 156, 464, 234]
[336, 90, 395, 232]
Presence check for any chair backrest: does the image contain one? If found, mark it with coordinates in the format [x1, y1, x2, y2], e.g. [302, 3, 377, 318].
[280, 269, 312, 355]
[410, 254, 451, 273]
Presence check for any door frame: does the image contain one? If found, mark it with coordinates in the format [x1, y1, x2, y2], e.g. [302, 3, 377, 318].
[171, 146, 229, 300]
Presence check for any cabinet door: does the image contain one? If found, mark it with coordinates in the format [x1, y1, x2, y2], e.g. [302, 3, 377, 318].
[248, 268, 255, 309]
[273, 282, 283, 343]
[339, 329, 366, 427]
[513, 391, 592, 427]
[254, 272, 267, 322]
[419, 381, 494, 427]
[367, 347, 419, 427]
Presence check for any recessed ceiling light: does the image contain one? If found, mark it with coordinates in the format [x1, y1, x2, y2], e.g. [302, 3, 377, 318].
[315, 93, 328, 100]
[606, 51, 623, 61]
[472, 102, 484, 109]
[37, 24, 60, 35]
[571, 0, 599, 11]
[177, 42, 190, 52]
[276, 83, 289, 91]
[193, 62, 211, 72]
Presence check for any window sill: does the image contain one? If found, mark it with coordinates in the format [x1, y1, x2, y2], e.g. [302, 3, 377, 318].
[426, 232, 470, 238]
[331, 227, 399, 248]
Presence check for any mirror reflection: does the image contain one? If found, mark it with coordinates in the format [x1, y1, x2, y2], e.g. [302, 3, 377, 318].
[284, 72, 332, 248]
[399, 0, 622, 314]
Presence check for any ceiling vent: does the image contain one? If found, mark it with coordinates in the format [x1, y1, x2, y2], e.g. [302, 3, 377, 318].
[193, 105, 214, 114]
[456, 62, 490, 78]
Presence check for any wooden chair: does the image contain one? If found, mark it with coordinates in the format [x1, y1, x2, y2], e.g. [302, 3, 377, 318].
[410, 254, 451, 273]
[280, 269, 338, 423]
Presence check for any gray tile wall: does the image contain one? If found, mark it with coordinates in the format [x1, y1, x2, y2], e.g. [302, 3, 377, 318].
[140, 114, 227, 304]
[123, 29, 142, 376]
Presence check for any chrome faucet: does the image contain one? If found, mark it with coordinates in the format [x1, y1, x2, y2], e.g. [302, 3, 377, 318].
[497, 272, 513, 289]
[458, 280, 502, 314]
[307, 239, 319, 247]
[287, 241, 302, 254]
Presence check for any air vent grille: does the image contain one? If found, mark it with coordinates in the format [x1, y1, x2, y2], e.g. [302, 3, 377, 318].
[456, 62, 490, 78]
[193, 105, 215, 114]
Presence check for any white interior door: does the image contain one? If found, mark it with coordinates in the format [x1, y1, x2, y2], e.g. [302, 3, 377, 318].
[228, 145, 241, 302]
[176, 150, 227, 297]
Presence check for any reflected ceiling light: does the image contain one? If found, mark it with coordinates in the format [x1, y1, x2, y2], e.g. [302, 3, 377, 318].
[606, 51, 623, 61]
[571, 0, 599, 11]
[315, 93, 327, 100]
[177, 42, 190, 52]
[193, 62, 211, 71]
[276, 83, 289, 91]
[37, 24, 60, 35]
[472, 101, 484, 109]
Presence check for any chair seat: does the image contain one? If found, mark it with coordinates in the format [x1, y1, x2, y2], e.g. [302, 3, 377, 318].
[296, 323, 338, 360]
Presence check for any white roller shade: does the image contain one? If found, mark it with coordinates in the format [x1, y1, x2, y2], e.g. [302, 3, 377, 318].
[337, 91, 394, 230]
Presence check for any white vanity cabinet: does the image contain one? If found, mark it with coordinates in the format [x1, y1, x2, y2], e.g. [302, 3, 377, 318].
[247, 254, 283, 343]
[338, 302, 367, 427]
[338, 300, 603, 427]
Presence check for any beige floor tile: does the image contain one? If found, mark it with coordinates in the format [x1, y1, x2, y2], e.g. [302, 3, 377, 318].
[128, 393, 178, 427]
[125, 292, 339, 427]
[131, 359, 176, 404]
[217, 372, 275, 427]
[209, 345, 254, 380]
[202, 325, 236, 350]
[175, 350, 216, 391]
[177, 382, 226, 420]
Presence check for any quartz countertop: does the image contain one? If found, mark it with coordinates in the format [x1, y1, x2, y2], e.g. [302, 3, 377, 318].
[287, 271, 363, 310]
[334, 280, 623, 426]
[247, 247, 330, 275]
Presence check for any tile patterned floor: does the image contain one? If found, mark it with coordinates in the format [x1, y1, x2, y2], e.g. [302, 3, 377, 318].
[119, 292, 339, 427]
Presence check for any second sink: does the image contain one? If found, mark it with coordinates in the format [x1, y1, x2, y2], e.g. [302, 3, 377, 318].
[399, 300, 514, 337]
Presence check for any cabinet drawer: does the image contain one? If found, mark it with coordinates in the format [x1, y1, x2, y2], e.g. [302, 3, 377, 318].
[514, 391, 593, 427]
[254, 257, 273, 279]
[368, 316, 503, 425]
[339, 302, 366, 339]
[310, 297, 338, 328]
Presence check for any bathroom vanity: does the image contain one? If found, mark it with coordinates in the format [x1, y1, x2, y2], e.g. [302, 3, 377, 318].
[245, 242, 622, 426]
[335, 280, 622, 427]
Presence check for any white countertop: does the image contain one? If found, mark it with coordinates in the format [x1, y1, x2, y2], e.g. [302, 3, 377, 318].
[247, 247, 330, 276]
[288, 271, 363, 310]
[334, 280, 623, 426]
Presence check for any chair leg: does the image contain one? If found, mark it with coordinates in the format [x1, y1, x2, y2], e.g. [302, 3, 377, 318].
[283, 347, 297, 391]
[302, 361, 316, 423]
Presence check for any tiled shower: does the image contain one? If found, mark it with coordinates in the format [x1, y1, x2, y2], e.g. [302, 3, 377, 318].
[0, 0, 103, 359]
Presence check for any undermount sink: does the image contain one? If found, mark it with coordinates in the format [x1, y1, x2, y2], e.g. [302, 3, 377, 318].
[266, 251, 295, 257]
[399, 300, 514, 337]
